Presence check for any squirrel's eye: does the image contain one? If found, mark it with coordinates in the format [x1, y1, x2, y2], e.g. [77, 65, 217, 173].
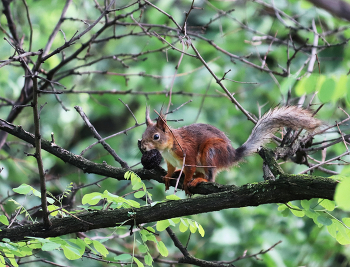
[153, 134, 160, 140]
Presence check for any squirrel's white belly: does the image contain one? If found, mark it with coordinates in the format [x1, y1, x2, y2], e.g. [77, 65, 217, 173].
[161, 149, 182, 168]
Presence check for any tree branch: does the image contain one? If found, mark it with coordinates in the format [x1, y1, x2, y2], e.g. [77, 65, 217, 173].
[0, 173, 337, 242]
[74, 106, 129, 168]
[31, 51, 51, 227]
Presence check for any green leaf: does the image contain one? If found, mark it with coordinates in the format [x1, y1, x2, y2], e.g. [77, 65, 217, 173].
[146, 227, 155, 233]
[62, 245, 82, 260]
[47, 205, 60, 216]
[317, 215, 332, 226]
[138, 244, 148, 253]
[290, 209, 305, 217]
[334, 220, 350, 245]
[0, 240, 17, 251]
[295, 74, 319, 95]
[47, 197, 55, 204]
[189, 221, 197, 233]
[343, 218, 350, 227]
[339, 165, 350, 177]
[28, 243, 43, 250]
[41, 242, 61, 251]
[114, 254, 132, 261]
[124, 199, 141, 208]
[7, 254, 18, 267]
[336, 230, 350, 245]
[19, 246, 33, 256]
[281, 208, 289, 217]
[166, 195, 181, 200]
[144, 252, 153, 266]
[179, 219, 188, 232]
[347, 80, 350, 106]
[327, 219, 337, 238]
[140, 229, 157, 242]
[304, 209, 322, 227]
[68, 238, 86, 255]
[82, 192, 103, 205]
[300, 200, 310, 210]
[87, 206, 103, 211]
[13, 184, 32, 195]
[133, 256, 144, 267]
[168, 219, 176, 227]
[146, 234, 157, 242]
[132, 181, 144, 190]
[0, 255, 5, 265]
[288, 203, 305, 217]
[277, 204, 287, 212]
[92, 240, 109, 257]
[156, 220, 170, 232]
[334, 177, 350, 210]
[0, 215, 9, 226]
[156, 241, 168, 257]
[333, 75, 347, 100]
[318, 78, 335, 103]
[172, 218, 180, 224]
[280, 77, 296, 95]
[84, 238, 92, 245]
[134, 191, 146, 198]
[319, 199, 335, 211]
[32, 188, 41, 198]
[196, 222, 205, 237]
[124, 171, 133, 180]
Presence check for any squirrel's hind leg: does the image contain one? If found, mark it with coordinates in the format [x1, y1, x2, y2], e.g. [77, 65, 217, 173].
[199, 137, 230, 182]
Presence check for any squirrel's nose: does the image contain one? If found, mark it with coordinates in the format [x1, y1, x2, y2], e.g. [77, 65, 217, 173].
[138, 139, 146, 152]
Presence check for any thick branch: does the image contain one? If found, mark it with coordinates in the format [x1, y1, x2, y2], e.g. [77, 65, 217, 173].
[0, 174, 337, 242]
[1, 0, 19, 44]
[0, 118, 165, 183]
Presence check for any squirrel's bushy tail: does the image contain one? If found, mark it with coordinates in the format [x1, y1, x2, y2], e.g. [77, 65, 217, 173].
[235, 106, 322, 160]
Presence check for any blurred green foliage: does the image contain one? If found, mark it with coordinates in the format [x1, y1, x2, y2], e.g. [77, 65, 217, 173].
[0, 0, 349, 266]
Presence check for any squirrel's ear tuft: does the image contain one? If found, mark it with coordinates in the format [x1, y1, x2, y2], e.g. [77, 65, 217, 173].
[145, 106, 154, 126]
[156, 115, 167, 132]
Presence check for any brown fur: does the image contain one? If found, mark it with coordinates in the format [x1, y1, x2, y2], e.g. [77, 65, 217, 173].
[140, 106, 322, 195]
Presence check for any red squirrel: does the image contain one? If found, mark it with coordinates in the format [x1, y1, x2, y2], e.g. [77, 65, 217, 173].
[140, 106, 322, 195]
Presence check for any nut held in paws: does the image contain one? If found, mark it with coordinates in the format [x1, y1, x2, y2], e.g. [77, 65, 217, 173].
[141, 149, 162, 170]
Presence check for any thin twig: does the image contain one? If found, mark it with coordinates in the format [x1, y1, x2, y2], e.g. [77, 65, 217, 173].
[74, 106, 129, 168]
[118, 98, 139, 125]
[299, 150, 350, 174]
[190, 43, 256, 124]
[0, 51, 42, 69]
[166, 39, 185, 114]
[43, 0, 73, 56]
[21, 0, 33, 52]
[42, 0, 116, 62]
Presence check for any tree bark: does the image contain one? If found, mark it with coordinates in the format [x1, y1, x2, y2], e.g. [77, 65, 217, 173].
[0, 175, 337, 242]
